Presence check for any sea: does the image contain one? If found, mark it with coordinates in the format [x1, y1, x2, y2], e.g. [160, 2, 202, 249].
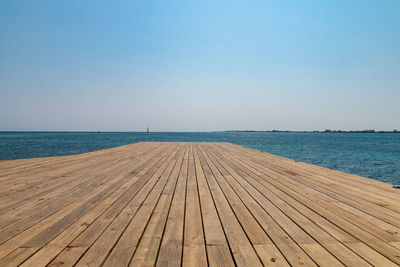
[0, 131, 399, 185]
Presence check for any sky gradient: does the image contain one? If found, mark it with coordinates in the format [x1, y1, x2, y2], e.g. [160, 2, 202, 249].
[1, 0, 399, 131]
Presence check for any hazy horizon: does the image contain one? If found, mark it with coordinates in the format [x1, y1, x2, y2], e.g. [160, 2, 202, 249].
[0, 129, 399, 133]
[1, 1, 399, 132]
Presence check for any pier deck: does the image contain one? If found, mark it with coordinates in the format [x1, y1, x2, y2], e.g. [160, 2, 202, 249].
[0, 142, 399, 266]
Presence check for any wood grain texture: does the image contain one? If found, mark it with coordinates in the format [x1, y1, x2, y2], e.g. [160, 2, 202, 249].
[0, 142, 399, 266]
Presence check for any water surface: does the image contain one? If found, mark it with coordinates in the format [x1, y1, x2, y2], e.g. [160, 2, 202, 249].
[1, 132, 399, 185]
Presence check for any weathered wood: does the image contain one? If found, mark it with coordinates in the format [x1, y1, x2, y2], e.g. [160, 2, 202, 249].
[182, 144, 207, 267]
[0, 142, 399, 266]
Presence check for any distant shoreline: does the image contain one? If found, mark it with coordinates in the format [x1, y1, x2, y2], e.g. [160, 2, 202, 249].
[0, 130, 399, 134]
[222, 130, 399, 134]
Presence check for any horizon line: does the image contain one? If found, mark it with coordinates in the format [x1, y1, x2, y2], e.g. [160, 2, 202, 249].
[0, 129, 399, 133]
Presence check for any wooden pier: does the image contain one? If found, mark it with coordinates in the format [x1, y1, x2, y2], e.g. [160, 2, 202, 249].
[0, 142, 399, 266]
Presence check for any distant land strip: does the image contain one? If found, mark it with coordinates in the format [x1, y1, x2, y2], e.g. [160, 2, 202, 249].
[222, 129, 400, 133]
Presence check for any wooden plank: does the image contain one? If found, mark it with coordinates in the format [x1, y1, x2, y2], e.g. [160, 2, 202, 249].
[0, 143, 156, 217]
[22, 144, 180, 266]
[198, 145, 288, 266]
[205, 144, 371, 266]
[193, 144, 235, 267]
[102, 144, 186, 266]
[196, 144, 263, 267]
[226, 143, 400, 206]
[212, 143, 400, 265]
[200, 144, 319, 267]
[240, 149, 400, 229]
[128, 145, 187, 266]
[0, 156, 141, 242]
[182, 144, 207, 267]
[0, 143, 171, 263]
[0, 142, 399, 266]
[71, 145, 186, 266]
[155, 145, 189, 266]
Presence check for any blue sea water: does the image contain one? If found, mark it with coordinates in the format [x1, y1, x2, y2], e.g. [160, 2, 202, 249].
[0, 132, 399, 185]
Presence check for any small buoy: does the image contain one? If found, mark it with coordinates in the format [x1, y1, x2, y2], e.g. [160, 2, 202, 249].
[393, 185, 400, 189]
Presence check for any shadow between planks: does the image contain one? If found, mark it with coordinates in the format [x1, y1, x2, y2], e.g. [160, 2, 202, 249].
[0, 142, 399, 266]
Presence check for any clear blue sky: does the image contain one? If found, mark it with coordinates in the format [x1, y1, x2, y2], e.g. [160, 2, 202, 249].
[1, 0, 399, 131]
